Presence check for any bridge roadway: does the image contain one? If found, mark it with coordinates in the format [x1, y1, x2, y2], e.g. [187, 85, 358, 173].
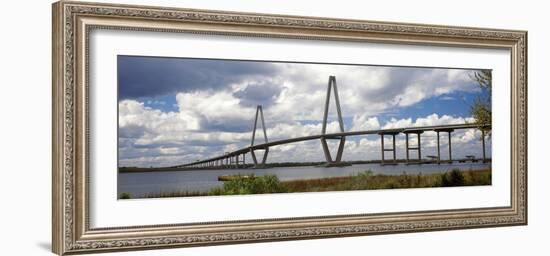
[177, 123, 489, 168]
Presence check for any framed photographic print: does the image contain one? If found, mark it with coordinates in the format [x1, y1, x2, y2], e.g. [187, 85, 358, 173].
[52, 1, 527, 255]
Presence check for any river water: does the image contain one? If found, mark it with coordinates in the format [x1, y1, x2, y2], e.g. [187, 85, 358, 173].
[118, 162, 490, 198]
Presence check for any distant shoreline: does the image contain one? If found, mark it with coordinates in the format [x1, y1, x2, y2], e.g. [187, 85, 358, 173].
[119, 158, 491, 173]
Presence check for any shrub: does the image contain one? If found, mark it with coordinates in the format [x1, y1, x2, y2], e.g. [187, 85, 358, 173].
[358, 170, 374, 178]
[441, 169, 465, 187]
[211, 174, 287, 195]
[120, 192, 131, 199]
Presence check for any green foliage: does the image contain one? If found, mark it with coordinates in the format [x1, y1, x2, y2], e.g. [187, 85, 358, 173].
[471, 70, 492, 90]
[357, 170, 373, 178]
[471, 98, 491, 128]
[469, 70, 492, 135]
[209, 187, 224, 196]
[441, 169, 465, 187]
[209, 174, 287, 196]
[120, 192, 131, 199]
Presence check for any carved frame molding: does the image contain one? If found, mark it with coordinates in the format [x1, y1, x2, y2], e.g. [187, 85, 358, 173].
[52, 1, 527, 254]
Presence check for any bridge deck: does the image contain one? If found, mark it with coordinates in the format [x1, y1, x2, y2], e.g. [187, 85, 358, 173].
[177, 123, 489, 167]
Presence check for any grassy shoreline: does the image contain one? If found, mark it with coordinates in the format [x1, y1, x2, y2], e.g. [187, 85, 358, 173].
[283, 169, 491, 192]
[121, 168, 491, 199]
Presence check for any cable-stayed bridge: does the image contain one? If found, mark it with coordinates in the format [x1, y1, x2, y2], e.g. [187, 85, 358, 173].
[176, 76, 490, 169]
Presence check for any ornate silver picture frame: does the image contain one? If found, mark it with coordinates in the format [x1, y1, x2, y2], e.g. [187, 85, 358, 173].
[52, 1, 527, 255]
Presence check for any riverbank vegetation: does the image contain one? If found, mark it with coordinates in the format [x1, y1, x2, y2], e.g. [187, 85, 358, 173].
[120, 168, 491, 199]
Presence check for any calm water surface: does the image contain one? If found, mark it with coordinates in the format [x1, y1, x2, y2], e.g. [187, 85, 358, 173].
[118, 162, 490, 198]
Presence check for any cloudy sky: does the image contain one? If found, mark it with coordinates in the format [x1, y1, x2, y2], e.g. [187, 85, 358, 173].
[118, 56, 491, 167]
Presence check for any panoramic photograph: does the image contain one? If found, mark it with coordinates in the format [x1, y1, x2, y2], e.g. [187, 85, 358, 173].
[117, 56, 492, 199]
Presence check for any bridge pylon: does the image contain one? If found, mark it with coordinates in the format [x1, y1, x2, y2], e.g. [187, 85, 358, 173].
[320, 76, 347, 166]
[250, 105, 269, 167]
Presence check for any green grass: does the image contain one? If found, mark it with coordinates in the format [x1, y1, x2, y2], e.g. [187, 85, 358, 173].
[120, 168, 491, 199]
[209, 174, 288, 196]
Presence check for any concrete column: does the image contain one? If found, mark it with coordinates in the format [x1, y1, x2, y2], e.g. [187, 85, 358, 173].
[250, 148, 268, 168]
[320, 138, 333, 163]
[417, 133, 422, 162]
[392, 134, 396, 163]
[448, 131, 452, 162]
[336, 137, 345, 162]
[380, 134, 385, 164]
[405, 133, 410, 163]
[262, 148, 269, 165]
[250, 148, 258, 165]
[437, 131, 441, 164]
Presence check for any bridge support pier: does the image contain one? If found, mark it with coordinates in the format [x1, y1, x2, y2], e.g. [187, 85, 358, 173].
[404, 131, 423, 164]
[320, 136, 346, 164]
[435, 129, 454, 164]
[249, 105, 269, 168]
[320, 76, 347, 166]
[379, 131, 399, 165]
[250, 147, 269, 168]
